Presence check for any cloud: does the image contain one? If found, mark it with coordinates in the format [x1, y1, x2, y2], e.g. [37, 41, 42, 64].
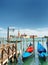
[19, 28, 48, 37]
[36, 28, 48, 37]
[0, 27, 48, 37]
[20, 29, 37, 35]
[13, 28, 48, 37]
[0, 28, 3, 30]
[0, 27, 7, 37]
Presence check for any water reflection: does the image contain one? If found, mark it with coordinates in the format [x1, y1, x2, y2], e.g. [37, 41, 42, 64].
[8, 38, 48, 65]
[8, 52, 48, 65]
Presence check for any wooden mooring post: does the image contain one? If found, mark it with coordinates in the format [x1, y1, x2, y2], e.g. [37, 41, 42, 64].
[32, 35, 35, 55]
[15, 40, 22, 62]
[42, 37, 44, 45]
[46, 38, 48, 53]
[0, 43, 17, 65]
[0, 48, 3, 65]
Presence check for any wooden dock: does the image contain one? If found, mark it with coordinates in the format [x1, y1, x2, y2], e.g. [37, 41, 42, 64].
[0, 41, 22, 65]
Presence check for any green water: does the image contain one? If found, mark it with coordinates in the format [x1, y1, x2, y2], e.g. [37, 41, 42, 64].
[7, 37, 48, 65]
[1, 37, 47, 65]
[8, 55, 48, 65]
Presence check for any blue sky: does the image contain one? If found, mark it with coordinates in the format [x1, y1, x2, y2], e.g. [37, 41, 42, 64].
[0, 0, 48, 29]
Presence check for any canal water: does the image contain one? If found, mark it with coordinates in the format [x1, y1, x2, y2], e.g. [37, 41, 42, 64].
[8, 54, 48, 65]
[1, 37, 48, 65]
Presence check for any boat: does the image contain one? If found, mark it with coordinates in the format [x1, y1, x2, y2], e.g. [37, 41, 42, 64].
[22, 43, 34, 59]
[22, 52, 33, 59]
[38, 52, 48, 58]
[37, 42, 46, 53]
[37, 42, 48, 59]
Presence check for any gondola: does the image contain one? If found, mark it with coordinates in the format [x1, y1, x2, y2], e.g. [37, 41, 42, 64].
[37, 42, 48, 59]
[22, 43, 34, 59]
[22, 52, 33, 59]
[37, 42, 46, 53]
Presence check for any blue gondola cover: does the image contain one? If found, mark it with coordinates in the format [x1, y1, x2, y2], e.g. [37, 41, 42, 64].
[22, 52, 32, 58]
[37, 42, 46, 53]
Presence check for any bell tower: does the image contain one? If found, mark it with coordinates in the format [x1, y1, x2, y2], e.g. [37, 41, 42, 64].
[18, 30, 20, 38]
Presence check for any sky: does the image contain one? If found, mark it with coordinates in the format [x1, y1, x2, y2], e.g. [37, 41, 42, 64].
[0, 0, 48, 37]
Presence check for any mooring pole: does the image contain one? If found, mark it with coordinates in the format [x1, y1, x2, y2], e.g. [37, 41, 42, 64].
[8, 46, 9, 60]
[7, 27, 9, 43]
[20, 41, 22, 57]
[1, 49, 3, 65]
[12, 44, 14, 62]
[33, 35, 35, 55]
[46, 38, 48, 53]
[26, 38, 28, 49]
[42, 37, 44, 45]
[15, 41, 18, 62]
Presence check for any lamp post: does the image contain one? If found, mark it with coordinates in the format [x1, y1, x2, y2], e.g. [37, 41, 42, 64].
[7, 27, 15, 43]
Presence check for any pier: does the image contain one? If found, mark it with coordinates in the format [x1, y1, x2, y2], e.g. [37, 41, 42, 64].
[0, 40, 22, 65]
[0, 32, 48, 65]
